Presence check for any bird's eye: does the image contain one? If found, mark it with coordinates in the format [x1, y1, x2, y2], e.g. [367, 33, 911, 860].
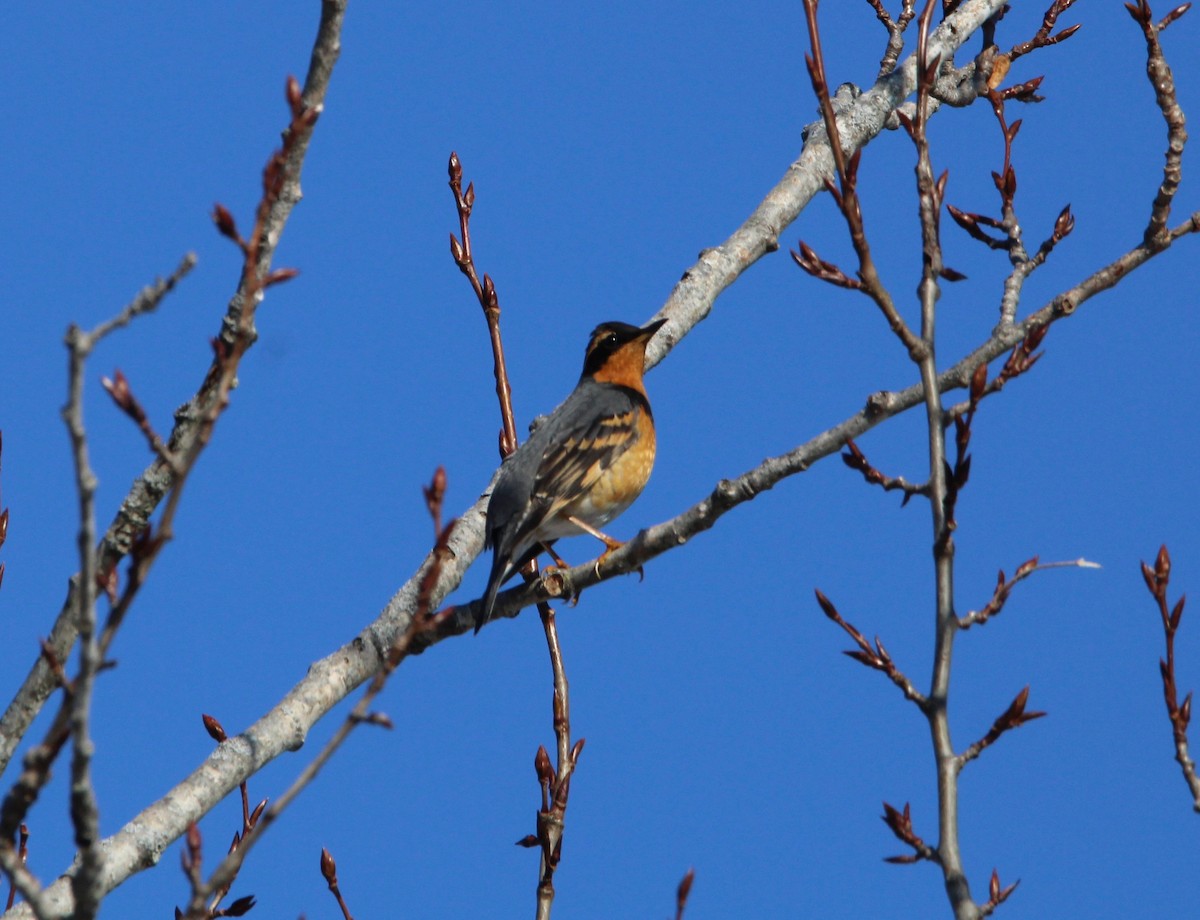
[604, 333, 619, 348]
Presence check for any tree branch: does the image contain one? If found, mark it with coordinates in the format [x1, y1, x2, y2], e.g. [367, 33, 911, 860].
[0, 0, 346, 779]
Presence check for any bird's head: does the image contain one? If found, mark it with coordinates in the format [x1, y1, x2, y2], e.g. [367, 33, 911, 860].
[580, 318, 667, 386]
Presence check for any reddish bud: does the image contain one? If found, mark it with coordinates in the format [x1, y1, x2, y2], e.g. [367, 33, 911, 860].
[1160, 4, 1191, 31]
[448, 151, 462, 183]
[464, 181, 476, 210]
[1054, 204, 1075, 240]
[535, 745, 553, 783]
[1142, 560, 1159, 596]
[846, 149, 862, 184]
[482, 274, 498, 311]
[449, 233, 464, 263]
[515, 835, 540, 848]
[263, 267, 300, 287]
[101, 369, 132, 410]
[212, 203, 239, 240]
[571, 738, 586, 763]
[990, 869, 1001, 901]
[677, 867, 696, 908]
[249, 799, 267, 826]
[1171, 596, 1186, 631]
[846, 649, 882, 669]
[202, 713, 227, 742]
[1156, 544, 1172, 581]
[320, 847, 338, 884]
[970, 362, 988, 405]
[0, 507, 9, 548]
[286, 75, 303, 113]
[814, 589, 839, 621]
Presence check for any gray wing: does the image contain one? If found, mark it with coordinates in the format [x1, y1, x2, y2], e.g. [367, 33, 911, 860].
[485, 381, 643, 556]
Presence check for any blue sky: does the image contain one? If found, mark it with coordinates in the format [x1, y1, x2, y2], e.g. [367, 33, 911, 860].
[2, 2, 1199, 918]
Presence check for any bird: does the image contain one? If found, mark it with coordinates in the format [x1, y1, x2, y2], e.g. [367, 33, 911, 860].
[477, 318, 667, 632]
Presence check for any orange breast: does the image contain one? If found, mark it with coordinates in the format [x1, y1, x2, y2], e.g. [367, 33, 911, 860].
[563, 408, 656, 528]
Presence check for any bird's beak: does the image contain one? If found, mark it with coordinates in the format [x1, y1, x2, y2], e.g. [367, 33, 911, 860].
[638, 318, 668, 341]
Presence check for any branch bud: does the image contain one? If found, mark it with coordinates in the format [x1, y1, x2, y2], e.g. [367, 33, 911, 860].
[320, 847, 338, 884]
[212, 203, 239, 240]
[202, 713, 228, 743]
[286, 75, 303, 115]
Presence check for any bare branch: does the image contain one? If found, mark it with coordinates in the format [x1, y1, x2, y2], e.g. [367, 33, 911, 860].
[184, 472, 457, 917]
[1126, 0, 1190, 247]
[978, 869, 1021, 917]
[448, 152, 519, 458]
[841, 439, 930, 503]
[960, 557, 1101, 629]
[1141, 544, 1200, 811]
[867, 0, 918, 76]
[956, 686, 1048, 769]
[0, 0, 345, 779]
[800, 0, 925, 359]
[881, 801, 939, 864]
[815, 591, 927, 707]
[1008, 0, 1082, 61]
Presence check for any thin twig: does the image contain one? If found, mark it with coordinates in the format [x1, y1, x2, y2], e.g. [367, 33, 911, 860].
[0, 0, 345, 781]
[815, 590, 927, 706]
[184, 476, 456, 918]
[903, 4, 981, 915]
[841, 438, 930, 503]
[1126, 0, 1191, 248]
[959, 557, 1101, 629]
[53, 254, 196, 919]
[60, 325, 104, 920]
[867, 0, 918, 76]
[445, 152, 586, 918]
[881, 801, 939, 864]
[798, 0, 925, 359]
[956, 686, 1047, 769]
[448, 152, 519, 458]
[1141, 544, 1200, 812]
[320, 848, 354, 920]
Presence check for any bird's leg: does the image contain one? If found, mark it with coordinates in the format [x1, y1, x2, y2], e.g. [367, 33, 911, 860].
[565, 515, 641, 579]
[539, 541, 570, 570]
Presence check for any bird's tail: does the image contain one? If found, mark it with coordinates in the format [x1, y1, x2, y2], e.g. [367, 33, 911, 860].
[476, 552, 509, 634]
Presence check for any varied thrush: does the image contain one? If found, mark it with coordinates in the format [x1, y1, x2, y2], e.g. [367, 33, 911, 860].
[477, 318, 667, 631]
